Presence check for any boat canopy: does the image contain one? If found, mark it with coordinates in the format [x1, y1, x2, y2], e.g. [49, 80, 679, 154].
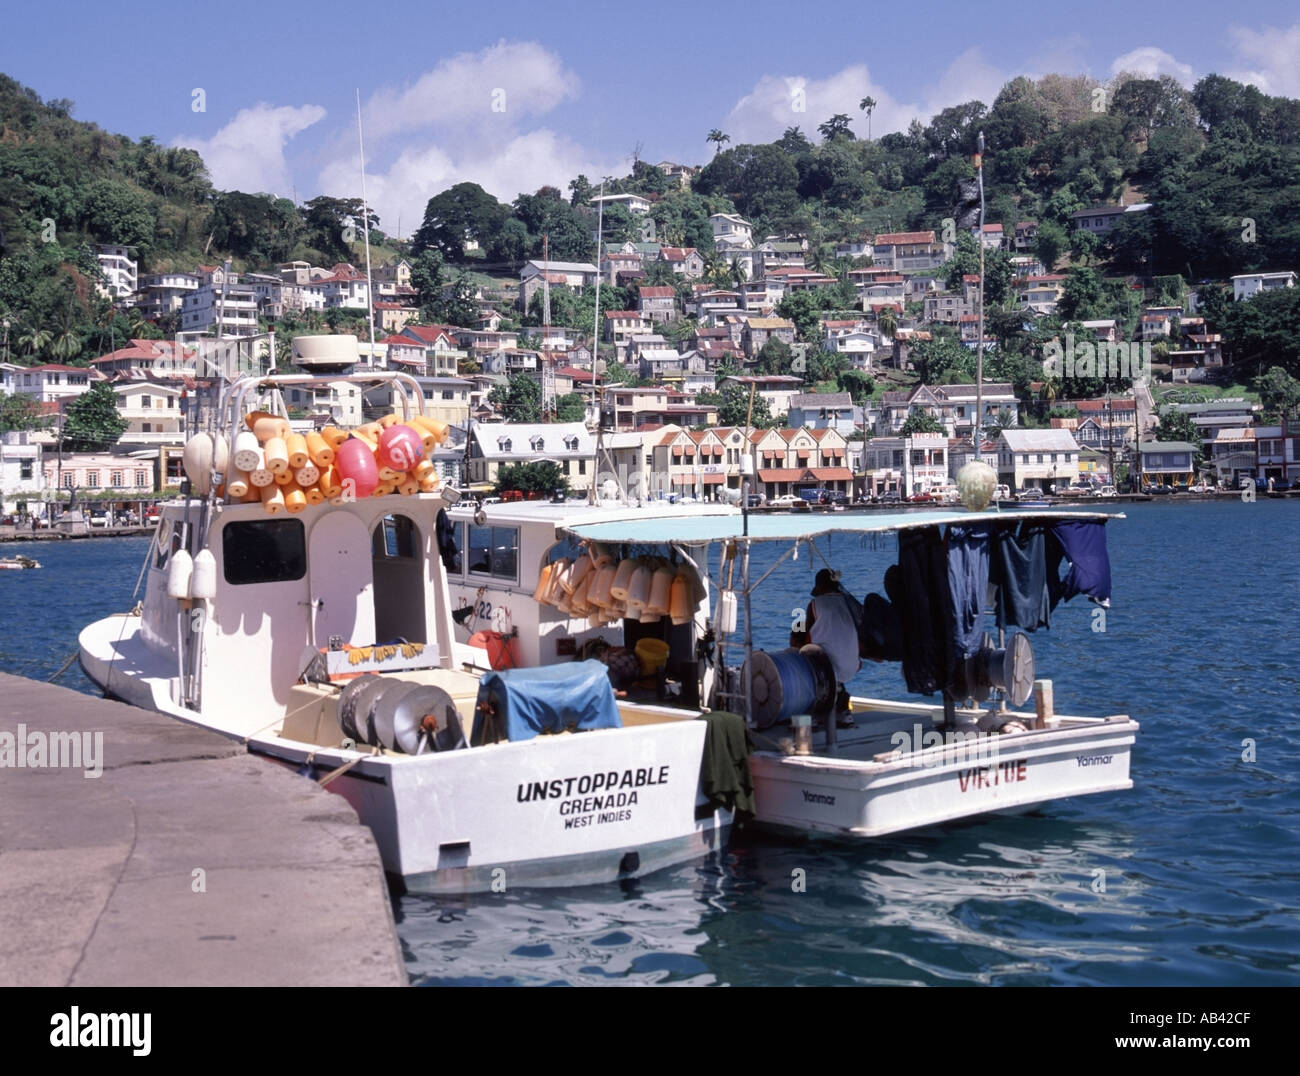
[563, 508, 1124, 547]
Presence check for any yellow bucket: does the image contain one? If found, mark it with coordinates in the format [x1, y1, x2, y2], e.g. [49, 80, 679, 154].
[635, 638, 670, 677]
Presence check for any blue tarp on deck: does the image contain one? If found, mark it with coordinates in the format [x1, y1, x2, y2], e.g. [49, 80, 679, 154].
[473, 660, 623, 743]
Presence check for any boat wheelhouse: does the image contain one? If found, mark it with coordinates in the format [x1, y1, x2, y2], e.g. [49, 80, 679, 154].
[79, 358, 735, 894]
[477, 503, 1138, 840]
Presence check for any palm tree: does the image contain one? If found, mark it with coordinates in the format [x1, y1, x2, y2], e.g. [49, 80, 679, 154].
[858, 96, 877, 139]
[706, 129, 730, 156]
[17, 321, 52, 358]
[876, 306, 898, 340]
[50, 307, 82, 362]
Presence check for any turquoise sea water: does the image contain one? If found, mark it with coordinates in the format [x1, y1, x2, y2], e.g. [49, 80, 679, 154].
[4, 500, 1298, 986]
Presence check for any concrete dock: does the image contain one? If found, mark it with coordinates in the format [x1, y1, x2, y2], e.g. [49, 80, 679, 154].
[0, 673, 407, 986]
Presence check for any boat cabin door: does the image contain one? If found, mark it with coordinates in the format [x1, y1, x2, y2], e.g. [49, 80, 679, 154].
[308, 511, 375, 647]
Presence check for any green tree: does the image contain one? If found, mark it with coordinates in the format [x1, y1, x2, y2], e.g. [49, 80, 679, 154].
[1035, 220, 1068, 270]
[555, 392, 586, 422]
[1257, 366, 1300, 419]
[900, 410, 945, 435]
[1153, 406, 1204, 468]
[706, 129, 730, 155]
[302, 196, 378, 262]
[0, 392, 43, 433]
[1070, 228, 1100, 266]
[488, 374, 541, 422]
[817, 114, 855, 142]
[1057, 266, 1103, 321]
[60, 382, 127, 451]
[858, 96, 877, 139]
[495, 460, 568, 498]
[716, 381, 775, 427]
[756, 336, 793, 375]
[837, 368, 874, 404]
[412, 182, 508, 261]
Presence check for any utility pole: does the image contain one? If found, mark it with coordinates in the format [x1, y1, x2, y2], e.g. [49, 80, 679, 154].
[974, 130, 985, 462]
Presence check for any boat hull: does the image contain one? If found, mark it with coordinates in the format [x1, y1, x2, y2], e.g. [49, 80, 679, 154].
[80, 613, 731, 894]
[749, 715, 1137, 838]
[252, 720, 731, 894]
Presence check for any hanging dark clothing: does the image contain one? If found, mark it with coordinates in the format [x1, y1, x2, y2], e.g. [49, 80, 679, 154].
[1047, 520, 1112, 608]
[896, 526, 949, 696]
[435, 508, 459, 573]
[991, 521, 1052, 631]
[945, 523, 993, 666]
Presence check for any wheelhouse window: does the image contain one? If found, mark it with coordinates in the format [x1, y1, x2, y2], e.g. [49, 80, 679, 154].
[467, 523, 518, 581]
[372, 513, 418, 559]
[222, 519, 306, 585]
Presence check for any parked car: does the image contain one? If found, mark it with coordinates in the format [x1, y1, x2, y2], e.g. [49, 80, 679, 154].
[908, 491, 935, 504]
[994, 485, 1012, 501]
[770, 494, 802, 507]
[746, 493, 764, 508]
[1095, 485, 1117, 497]
[88, 509, 110, 528]
[1016, 488, 1047, 501]
[878, 490, 901, 503]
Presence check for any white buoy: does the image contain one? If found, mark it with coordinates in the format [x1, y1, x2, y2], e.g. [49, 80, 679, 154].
[189, 549, 217, 600]
[167, 549, 194, 599]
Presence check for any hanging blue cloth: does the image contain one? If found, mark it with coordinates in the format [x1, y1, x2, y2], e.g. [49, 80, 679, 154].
[991, 521, 1051, 631]
[1047, 520, 1112, 608]
[896, 526, 949, 696]
[945, 523, 993, 664]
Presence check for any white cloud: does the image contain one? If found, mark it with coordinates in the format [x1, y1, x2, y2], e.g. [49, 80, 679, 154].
[362, 39, 580, 141]
[320, 130, 623, 240]
[174, 103, 326, 196]
[312, 42, 621, 237]
[722, 51, 1006, 145]
[1224, 23, 1300, 97]
[1109, 47, 1195, 86]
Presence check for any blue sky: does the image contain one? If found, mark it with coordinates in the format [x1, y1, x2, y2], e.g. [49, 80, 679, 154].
[3, 0, 1298, 235]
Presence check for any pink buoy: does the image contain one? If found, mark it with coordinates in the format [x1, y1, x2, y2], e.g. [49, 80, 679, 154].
[377, 424, 425, 474]
[334, 436, 379, 500]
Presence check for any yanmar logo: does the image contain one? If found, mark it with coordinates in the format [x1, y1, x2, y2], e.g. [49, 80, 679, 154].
[801, 790, 835, 806]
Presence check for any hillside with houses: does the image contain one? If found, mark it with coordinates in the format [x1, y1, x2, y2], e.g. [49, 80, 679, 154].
[3, 69, 1300, 517]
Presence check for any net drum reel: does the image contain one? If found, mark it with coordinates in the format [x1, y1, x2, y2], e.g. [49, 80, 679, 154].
[339, 674, 466, 754]
[962, 632, 1035, 707]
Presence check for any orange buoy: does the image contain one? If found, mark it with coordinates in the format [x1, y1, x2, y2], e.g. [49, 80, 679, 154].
[285, 432, 309, 470]
[646, 566, 674, 616]
[260, 482, 285, 514]
[533, 561, 555, 604]
[413, 459, 435, 482]
[226, 468, 250, 499]
[249, 449, 274, 488]
[321, 426, 348, 450]
[397, 476, 419, 496]
[610, 558, 637, 600]
[306, 431, 334, 468]
[566, 554, 593, 595]
[319, 465, 342, 498]
[625, 566, 651, 616]
[418, 475, 440, 492]
[273, 467, 294, 486]
[283, 479, 307, 513]
[377, 413, 401, 429]
[263, 435, 289, 474]
[304, 484, 325, 505]
[669, 574, 692, 625]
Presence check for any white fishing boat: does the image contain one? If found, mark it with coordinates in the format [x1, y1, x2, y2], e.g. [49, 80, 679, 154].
[78, 345, 736, 894]
[463, 491, 1138, 842]
[0, 554, 41, 570]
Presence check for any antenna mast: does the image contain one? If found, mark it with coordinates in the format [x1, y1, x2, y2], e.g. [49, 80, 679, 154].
[356, 88, 376, 368]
